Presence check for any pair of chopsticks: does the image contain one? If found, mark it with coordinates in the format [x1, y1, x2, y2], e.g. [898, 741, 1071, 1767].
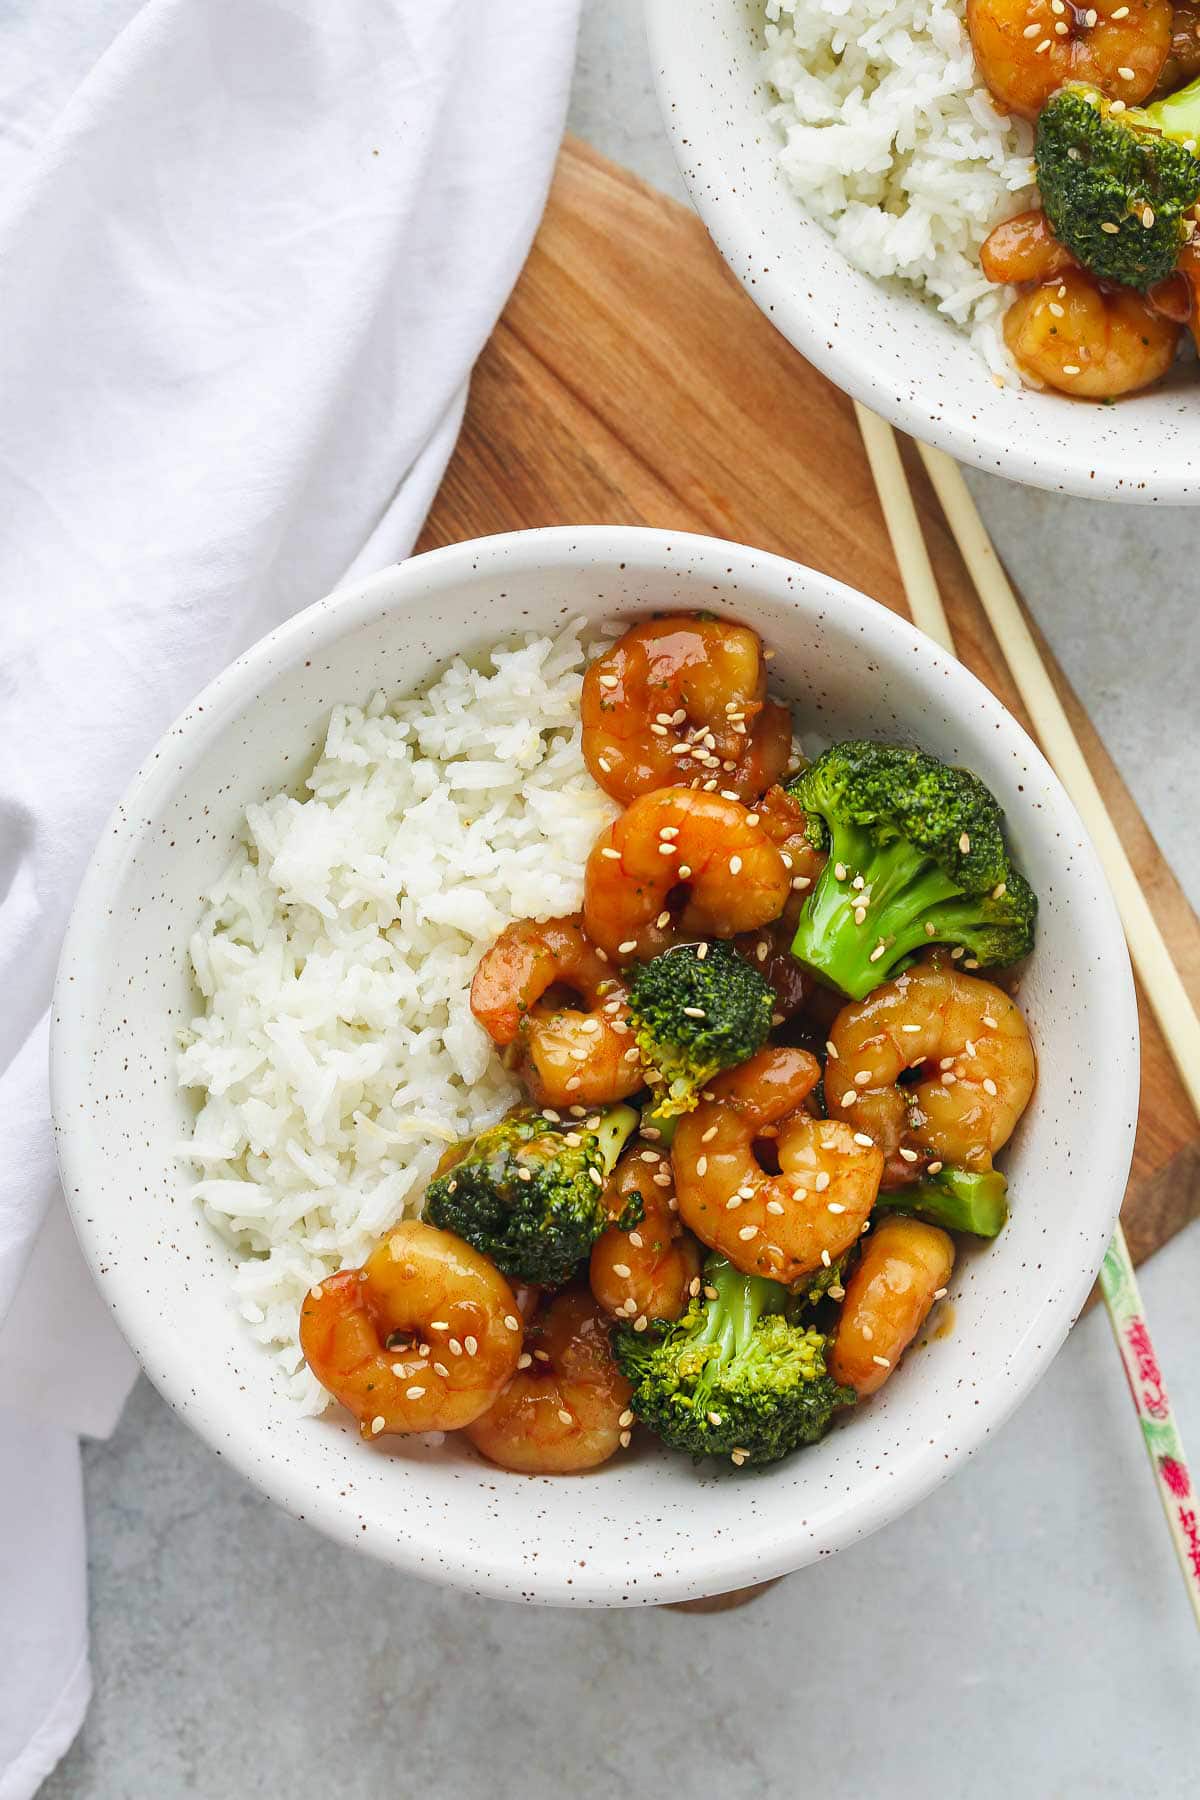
[855, 401, 1200, 1631]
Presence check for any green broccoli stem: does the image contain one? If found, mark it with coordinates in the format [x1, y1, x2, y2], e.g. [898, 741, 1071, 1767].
[792, 825, 962, 999]
[1144, 72, 1200, 143]
[695, 1255, 787, 1364]
[875, 1166, 1008, 1238]
[594, 1104, 640, 1177]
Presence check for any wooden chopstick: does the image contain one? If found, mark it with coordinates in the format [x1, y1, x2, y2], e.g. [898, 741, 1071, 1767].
[855, 410, 1200, 1631]
[918, 442, 1200, 1120]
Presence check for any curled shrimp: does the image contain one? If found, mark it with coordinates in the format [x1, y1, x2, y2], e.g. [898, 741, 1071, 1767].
[826, 961, 1036, 1174]
[469, 915, 644, 1107]
[299, 1221, 523, 1437]
[980, 210, 1077, 286]
[967, 0, 1170, 118]
[581, 615, 793, 806]
[1003, 268, 1180, 396]
[735, 783, 826, 1016]
[590, 1141, 702, 1325]
[1155, 0, 1200, 91]
[672, 1047, 885, 1284]
[829, 1216, 955, 1397]
[583, 788, 793, 964]
[464, 1288, 634, 1473]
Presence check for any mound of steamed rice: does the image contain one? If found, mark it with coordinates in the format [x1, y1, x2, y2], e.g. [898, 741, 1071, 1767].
[761, 0, 1037, 373]
[176, 620, 618, 1410]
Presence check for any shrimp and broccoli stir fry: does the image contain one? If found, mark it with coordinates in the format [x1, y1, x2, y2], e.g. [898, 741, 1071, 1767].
[299, 615, 1039, 1476]
[965, 0, 1200, 397]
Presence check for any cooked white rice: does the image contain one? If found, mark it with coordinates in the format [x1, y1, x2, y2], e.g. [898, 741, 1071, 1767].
[176, 620, 618, 1409]
[762, 0, 1037, 373]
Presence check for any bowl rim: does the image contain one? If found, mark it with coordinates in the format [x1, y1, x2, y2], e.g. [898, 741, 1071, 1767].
[643, 0, 1199, 505]
[50, 525, 1139, 1603]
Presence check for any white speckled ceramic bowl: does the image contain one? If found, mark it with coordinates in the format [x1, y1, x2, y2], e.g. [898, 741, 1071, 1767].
[645, 0, 1200, 503]
[52, 527, 1137, 1605]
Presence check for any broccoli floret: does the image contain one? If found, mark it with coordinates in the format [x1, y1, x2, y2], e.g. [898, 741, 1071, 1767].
[789, 1249, 851, 1309]
[425, 1104, 638, 1286]
[613, 1254, 853, 1466]
[627, 940, 774, 1116]
[1036, 81, 1200, 289]
[788, 741, 1037, 1000]
[876, 1167, 1008, 1239]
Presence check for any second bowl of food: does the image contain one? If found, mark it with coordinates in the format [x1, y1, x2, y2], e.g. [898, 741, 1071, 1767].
[646, 0, 1200, 501]
[51, 527, 1137, 1604]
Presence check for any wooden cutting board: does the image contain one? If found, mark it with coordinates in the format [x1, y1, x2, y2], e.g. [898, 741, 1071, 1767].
[417, 135, 1200, 1279]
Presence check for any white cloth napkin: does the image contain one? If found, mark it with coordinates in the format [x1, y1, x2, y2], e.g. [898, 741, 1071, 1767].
[0, 2, 579, 1790]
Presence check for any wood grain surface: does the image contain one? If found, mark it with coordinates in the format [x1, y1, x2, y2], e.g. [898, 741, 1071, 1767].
[417, 135, 1200, 1274]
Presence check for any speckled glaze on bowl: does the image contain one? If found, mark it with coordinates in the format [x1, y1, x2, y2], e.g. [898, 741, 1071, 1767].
[51, 528, 1137, 1606]
[645, 0, 1200, 504]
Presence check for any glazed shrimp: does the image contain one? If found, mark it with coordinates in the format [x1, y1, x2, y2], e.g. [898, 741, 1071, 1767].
[826, 962, 1036, 1174]
[581, 615, 793, 806]
[299, 1221, 523, 1437]
[1003, 268, 1181, 397]
[583, 788, 793, 963]
[464, 1288, 634, 1472]
[469, 915, 644, 1108]
[673, 1047, 885, 1284]
[590, 1142, 703, 1324]
[980, 210, 1077, 287]
[829, 1216, 955, 1397]
[966, 0, 1170, 118]
[735, 783, 826, 1017]
[1156, 0, 1200, 90]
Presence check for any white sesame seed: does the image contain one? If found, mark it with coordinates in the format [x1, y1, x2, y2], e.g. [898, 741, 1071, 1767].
[854, 1070, 871, 1087]
[689, 1277, 702, 1298]
[766, 1200, 785, 1215]
[898, 1147, 918, 1163]
[433, 1362, 450, 1377]
[1100, 221, 1120, 234]
[633, 1315, 649, 1332]
[696, 1156, 709, 1177]
[701, 1124, 718, 1143]
[861, 1323, 873, 1340]
[841, 1089, 858, 1107]
[827, 1201, 845, 1214]
[406, 1385, 426, 1400]
[738, 1224, 757, 1241]
[872, 1354, 891, 1369]
[1119, 64, 1136, 79]
[942, 1072, 957, 1086]
[834, 862, 848, 881]
[853, 1132, 874, 1148]
[653, 1170, 672, 1188]
[792, 875, 812, 892]
[933, 1287, 948, 1301]
[640, 1148, 661, 1163]
[612, 1262, 632, 1280]
[1062, 364, 1081, 375]
[1035, 36, 1050, 51]
[448, 1338, 463, 1356]
[598, 673, 618, 689]
[725, 1195, 742, 1210]
[504, 1315, 520, 1332]
[617, 939, 637, 955]
[869, 943, 886, 963]
[683, 1005, 706, 1019]
[677, 863, 693, 879]
[623, 1046, 641, 1063]
[928, 1161, 944, 1175]
[309, 1283, 324, 1300]
[557, 1409, 574, 1426]
[656, 909, 671, 929]
[815, 1171, 831, 1192]
[828, 1283, 845, 1300]
[983, 1077, 999, 1097]
[430, 1321, 448, 1331]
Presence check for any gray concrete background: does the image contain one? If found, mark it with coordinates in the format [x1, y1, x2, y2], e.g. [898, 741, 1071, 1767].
[42, 3, 1200, 1794]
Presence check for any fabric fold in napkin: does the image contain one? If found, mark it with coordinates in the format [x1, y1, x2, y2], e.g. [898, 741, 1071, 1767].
[0, 1, 580, 1790]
